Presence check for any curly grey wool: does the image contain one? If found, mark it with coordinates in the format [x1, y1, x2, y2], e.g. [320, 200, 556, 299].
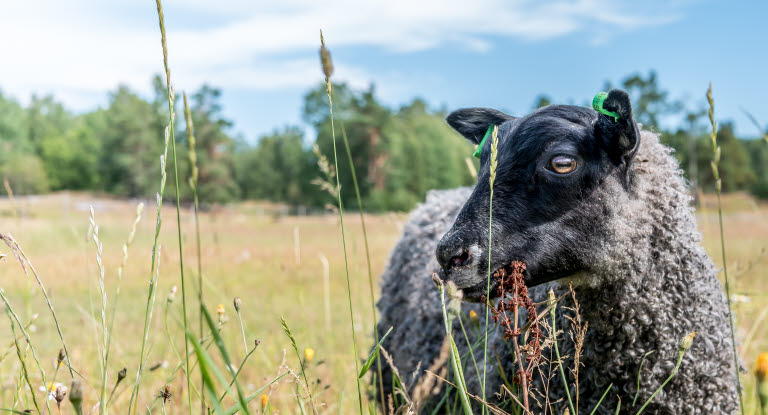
[375, 130, 740, 414]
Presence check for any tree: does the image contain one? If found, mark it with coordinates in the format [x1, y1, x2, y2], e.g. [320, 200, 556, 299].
[604, 71, 681, 130]
[100, 85, 165, 197]
[0, 90, 49, 194]
[183, 85, 240, 203]
[39, 111, 104, 190]
[234, 126, 318, 206]
[697, 122, 756, 192]
[304, 82, 475, 211]
[533, 94, 552, 109]
[25, 94, 72, 154]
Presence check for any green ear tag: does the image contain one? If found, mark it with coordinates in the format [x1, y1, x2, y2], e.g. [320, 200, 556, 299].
[473, 125, 494, 159]
[592, 92, 620, 122]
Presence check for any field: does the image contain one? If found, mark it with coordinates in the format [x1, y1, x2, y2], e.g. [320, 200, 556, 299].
[0, 191, 766, 413]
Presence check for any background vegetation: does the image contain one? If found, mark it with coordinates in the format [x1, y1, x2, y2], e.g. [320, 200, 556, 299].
[2, 71, 766, 210]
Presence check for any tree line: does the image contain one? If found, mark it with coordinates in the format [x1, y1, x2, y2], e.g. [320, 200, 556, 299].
[1, 71, 766, 211]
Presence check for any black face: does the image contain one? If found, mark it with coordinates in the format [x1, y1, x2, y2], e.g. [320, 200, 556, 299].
[436, 90, 640, 301]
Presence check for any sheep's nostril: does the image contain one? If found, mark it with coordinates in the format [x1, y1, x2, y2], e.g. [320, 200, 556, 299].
[451, 250, 472, 268]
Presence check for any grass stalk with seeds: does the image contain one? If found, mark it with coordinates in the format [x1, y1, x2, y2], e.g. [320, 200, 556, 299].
[707, 84, 745, 415]
[104, 203, 143, 393]
[280, 317, 317, 414]
[88, 207, 109, 414]
[127, 8, 173, 404]
[154, 0, 193, 411]
[481, 124, 499, 412]
[319, 30, 363, 414]
[182, 91, 206, 414]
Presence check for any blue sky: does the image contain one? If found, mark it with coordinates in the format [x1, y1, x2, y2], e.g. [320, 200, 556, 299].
[1, 0, 766, 141]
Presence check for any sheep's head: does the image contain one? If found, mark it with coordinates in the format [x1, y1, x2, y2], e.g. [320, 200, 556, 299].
[436, 89, 640, 301]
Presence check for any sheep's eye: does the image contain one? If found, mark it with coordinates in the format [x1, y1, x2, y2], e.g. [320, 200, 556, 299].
[550, 155, 576, 174]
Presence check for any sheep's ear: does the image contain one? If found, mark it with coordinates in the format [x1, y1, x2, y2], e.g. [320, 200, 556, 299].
[595, 89, 641, 167]
[446, 108, 516, 144]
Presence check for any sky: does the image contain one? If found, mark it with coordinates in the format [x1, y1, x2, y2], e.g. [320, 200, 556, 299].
[1, 0, 766, 141]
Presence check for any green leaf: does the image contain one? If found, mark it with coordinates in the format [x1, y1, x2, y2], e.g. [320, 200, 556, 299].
[186, 329, 228, 415]
[358, 326, 392, 379]
[200, 305, 251, 415]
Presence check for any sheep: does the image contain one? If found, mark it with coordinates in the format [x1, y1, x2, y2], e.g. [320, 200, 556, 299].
[375, 90, 740, 414]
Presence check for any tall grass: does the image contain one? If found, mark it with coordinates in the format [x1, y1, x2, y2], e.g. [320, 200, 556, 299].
[336, 113, 386, 409]
[707, 84, 745, 414]
[87, 208, 109, 413]
[319, 30, 364, 414]
[127, 0, 173, 403]
[182, 91, 205, 414]
[152, 0, 194, 411]
[481, 124, 499, 411]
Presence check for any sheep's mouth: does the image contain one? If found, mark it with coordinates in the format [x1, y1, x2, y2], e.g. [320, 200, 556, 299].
[454, 260, 539, 303]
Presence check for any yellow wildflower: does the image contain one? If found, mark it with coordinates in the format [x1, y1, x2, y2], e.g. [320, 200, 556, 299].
[304, 347, 315, 362]
[756, 353, 768, 382]
[469, 310, 479, 326]
[216, 304, 225, 316]
[260, 394, 269, 409]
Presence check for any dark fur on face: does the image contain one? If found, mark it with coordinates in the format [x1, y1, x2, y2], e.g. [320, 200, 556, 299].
[437, 90, 640, 300]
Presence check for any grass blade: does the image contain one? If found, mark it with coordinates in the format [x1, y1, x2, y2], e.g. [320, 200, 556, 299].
[706, 84, 745, 415]
[590, 383, 613, 415]
[632, 351, 654, 406]
[183, 91, 206, 415]
[334, 95, 385, 409]
[635, 333, 696, 415]
[359, 326, 393, 379]
[187, 331, 226, 415]
[200, 306, 250, 414]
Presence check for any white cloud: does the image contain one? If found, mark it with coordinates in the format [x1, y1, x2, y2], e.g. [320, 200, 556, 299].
[0, 0, 683, 110]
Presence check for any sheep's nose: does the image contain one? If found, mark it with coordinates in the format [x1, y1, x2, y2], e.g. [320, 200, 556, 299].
[436, 241, 473, 271]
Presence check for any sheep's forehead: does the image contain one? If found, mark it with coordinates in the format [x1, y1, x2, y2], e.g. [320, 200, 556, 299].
[501, 110, 594, 155]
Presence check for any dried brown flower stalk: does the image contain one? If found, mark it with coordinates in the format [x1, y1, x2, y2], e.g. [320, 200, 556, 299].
[486, 260, 543, 412]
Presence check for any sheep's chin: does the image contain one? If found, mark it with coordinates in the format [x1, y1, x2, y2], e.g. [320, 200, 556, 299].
[456, 279, 499, 303]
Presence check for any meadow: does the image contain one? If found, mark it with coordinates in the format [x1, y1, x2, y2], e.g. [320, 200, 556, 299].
[0, 190, 766, 413]
[0, 1, 766, 413]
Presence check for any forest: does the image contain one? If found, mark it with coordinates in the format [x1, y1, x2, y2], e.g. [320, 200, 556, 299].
[2, 71, 767, 211]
